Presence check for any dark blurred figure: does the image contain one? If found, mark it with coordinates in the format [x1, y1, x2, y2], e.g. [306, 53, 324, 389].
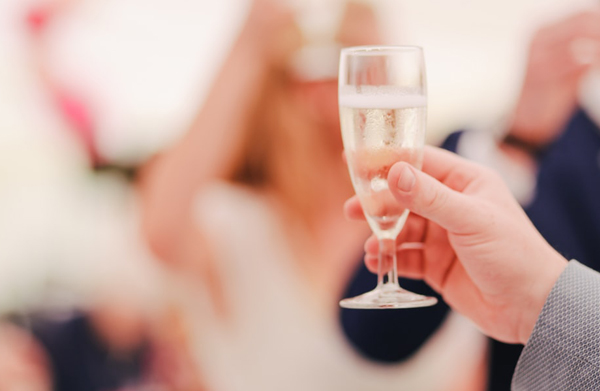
[1, 293, 205, 391]
[441, 9, 600, 391]
[30, 310, 148, 391]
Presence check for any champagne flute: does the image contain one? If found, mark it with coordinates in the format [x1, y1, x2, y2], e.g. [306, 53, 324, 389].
[339, 46, 437, 309]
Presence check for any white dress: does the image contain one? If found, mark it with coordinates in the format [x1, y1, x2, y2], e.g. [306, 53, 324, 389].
[180, 182, 487, 391]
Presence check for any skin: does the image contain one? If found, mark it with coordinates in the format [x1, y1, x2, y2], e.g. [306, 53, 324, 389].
[509, 10, 600, 148]
[0, 323, 51, 391]
[138, 0, 294, 262]
[345, 146, 568, 344]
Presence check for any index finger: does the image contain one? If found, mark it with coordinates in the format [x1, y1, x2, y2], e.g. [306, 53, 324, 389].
[344, 195, 365, 220]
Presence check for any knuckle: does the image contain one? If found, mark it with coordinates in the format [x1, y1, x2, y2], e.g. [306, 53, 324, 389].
[479, 166, 501, 183]
[422, 186, 448, 213]
[445, 168, 476, 191]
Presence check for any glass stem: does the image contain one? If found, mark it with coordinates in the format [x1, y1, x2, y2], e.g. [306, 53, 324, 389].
[377, 238, 399, 288]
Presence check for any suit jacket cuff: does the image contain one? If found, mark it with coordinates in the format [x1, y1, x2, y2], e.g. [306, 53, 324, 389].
[512, 260, 600, 390]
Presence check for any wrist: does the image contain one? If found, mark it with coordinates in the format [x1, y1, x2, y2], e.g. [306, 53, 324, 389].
[501, 133, 546, 158]
[496, 111, 549, 158]
[518, 249, 568, 344]
[240, 10, 302, 61]
[506, 103, 571, 154]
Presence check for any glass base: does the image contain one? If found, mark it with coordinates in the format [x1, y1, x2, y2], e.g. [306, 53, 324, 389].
[339, 283, 438, 309]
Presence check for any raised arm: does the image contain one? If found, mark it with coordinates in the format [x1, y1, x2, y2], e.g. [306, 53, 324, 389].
[138, 0, 300, 261]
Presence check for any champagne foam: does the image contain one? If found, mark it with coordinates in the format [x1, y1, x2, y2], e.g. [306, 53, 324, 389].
[339, 93, 426, 109]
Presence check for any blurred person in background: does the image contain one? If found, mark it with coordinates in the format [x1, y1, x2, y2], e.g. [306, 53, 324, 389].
[139, 0, 487, 390]
[440, 8, 600, 391]
[0, 281, 206, 391]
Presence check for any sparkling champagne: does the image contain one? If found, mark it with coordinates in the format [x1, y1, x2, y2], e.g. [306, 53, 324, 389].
[340, 92, 427, 239]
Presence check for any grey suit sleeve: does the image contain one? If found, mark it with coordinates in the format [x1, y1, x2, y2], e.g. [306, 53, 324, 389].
[512, 260, 600, 390]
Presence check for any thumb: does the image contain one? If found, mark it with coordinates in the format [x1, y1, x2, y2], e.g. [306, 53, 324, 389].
[388, 162, 474, 233]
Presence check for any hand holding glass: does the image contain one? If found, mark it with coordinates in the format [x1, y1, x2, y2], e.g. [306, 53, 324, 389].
[339, 46, 437, 309]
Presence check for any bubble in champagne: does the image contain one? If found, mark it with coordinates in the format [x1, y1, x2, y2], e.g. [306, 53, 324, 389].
[370, 176, 389, 192]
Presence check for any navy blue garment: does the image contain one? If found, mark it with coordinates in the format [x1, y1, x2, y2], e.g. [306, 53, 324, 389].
[442, 109, 600, 391]
[31, 313, 147, 391]
[525, 110, 600, 264]
[340, 262, 449, 362]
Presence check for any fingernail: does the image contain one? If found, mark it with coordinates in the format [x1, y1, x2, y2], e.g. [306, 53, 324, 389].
[396, 166, 415, 192]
